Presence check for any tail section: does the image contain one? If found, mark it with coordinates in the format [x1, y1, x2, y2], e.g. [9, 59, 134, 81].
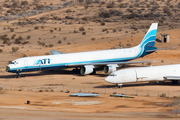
[138, 23, 158, 57]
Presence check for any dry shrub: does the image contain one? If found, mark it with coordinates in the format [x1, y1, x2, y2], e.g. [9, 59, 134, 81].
[81, 17, 88, 21]
[101, 1, 105, 4]
[94, 0, 100, 3]
[65, 16, 74, 19]
[17, 36, 22, 40]
[91, 37, 95, 41]
[58, 40, 62, 44]
[0, 34, 9, 41]
[79, 27, 85, 31]
[82, 32, 86, 35]
[74, 30, 79, 33]
[3, 39, 9, 44]
[101, 22, 105, 26]
[163, 7, 172, 16]
[11, 34, 16, 39]
[34, 26, 39, 30]
[127, 43, 131, 47]
[27, 35, 31, 39]
[84, 4, 89, 9]
[63, 37, 67, 40]
[49, 44, 53, 47]
[78, 0, 84, 3]
[119, 3, 127, 8]
[160, 93, 166, 97]
[12, 47, 19, 52]
[106, 3, 115, 8]
[0, 49, 2, 53]
[99, 11, 110, 18]
[45, 52, 50, 55]
[39, 90, 44, 92]
[49, 29, 53, 33]
[130, 25, 138, 31]
[59, 27, 61, 31]
[37, 41, 45, 46]
[14, 39, 21, 44]
[117, 0, 123, 2]
[147, 62, 152, 65]
[22, 41, 29, 45]
[23, 54, 27, 57]
[86, 0, 93, 4]
[102, 28, 108, 32]
[112, 29, 116, 33]
[10, 28, 14, 32]
[21, 1, 28, 5]
[67, 42, 71, 45]
[66, 9, 72, 13]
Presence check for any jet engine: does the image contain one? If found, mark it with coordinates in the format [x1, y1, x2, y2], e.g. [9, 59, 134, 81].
[80, 65, 94, 75]
[104, 64, 118, 74]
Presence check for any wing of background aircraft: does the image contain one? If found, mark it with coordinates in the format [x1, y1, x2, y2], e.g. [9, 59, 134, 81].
[164, 76, 180, 80]
[50, 50, 63, 55]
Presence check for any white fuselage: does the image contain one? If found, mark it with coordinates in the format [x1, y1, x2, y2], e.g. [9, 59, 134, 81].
[7, 46, 141, 73]
[105, 64, 180, 84]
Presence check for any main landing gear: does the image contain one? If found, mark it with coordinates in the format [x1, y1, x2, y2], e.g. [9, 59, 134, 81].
[117, 84, 123, 88]
[16, 72, 21, 78]
[172, 80, 178, 84]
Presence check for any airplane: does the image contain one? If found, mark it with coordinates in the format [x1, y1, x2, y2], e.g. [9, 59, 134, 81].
[6, 23, 158, 77]
[105, 64, 180, 87]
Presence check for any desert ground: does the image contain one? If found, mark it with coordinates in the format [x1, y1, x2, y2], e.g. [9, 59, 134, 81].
[1, 0, 180, 119]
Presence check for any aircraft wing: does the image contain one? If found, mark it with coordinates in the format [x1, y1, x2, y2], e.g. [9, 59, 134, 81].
[50, 50, 63, 55]
[67, 60, 155, 67]
[164, 76, 180, 80]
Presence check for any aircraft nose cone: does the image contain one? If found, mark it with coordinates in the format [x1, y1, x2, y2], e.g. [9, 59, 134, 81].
[6, 66, 10, 72]
[105, 76, 110, 83]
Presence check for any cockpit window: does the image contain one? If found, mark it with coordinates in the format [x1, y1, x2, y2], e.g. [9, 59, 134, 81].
[10, 61, 18, 65]
[109, 73, 117, 77]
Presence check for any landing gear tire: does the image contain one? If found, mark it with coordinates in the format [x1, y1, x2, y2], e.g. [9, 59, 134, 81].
[72, 68, 79, 73]
[172, 80, 178, 84]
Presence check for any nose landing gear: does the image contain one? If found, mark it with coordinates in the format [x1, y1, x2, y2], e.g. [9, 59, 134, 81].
[16, 72, 21, 78]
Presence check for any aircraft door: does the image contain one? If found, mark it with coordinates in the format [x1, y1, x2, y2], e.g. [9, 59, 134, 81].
[24, 60, 28, 68]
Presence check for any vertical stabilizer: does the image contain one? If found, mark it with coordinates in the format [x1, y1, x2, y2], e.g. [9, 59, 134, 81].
[139, 23, 158, 47]
[138, 23, 158, 57]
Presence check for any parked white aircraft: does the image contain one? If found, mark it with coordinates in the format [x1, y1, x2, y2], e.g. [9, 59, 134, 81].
[6, 23, 158, 77]
[105, 64, 180, 86]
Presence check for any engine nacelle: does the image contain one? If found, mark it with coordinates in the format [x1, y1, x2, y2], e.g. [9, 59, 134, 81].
[104, 64, 118, 74]
[80, 65, 94, 75]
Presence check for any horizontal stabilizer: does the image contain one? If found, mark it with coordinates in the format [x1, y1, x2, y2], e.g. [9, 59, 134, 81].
[50, 50, 63, 55]
[146, 47, 176, 52]
[164, 76, 180, 80]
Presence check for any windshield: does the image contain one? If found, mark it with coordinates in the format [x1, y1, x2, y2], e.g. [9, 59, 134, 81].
[10, 61, 18, 65]
[109, 73, 117, 77]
